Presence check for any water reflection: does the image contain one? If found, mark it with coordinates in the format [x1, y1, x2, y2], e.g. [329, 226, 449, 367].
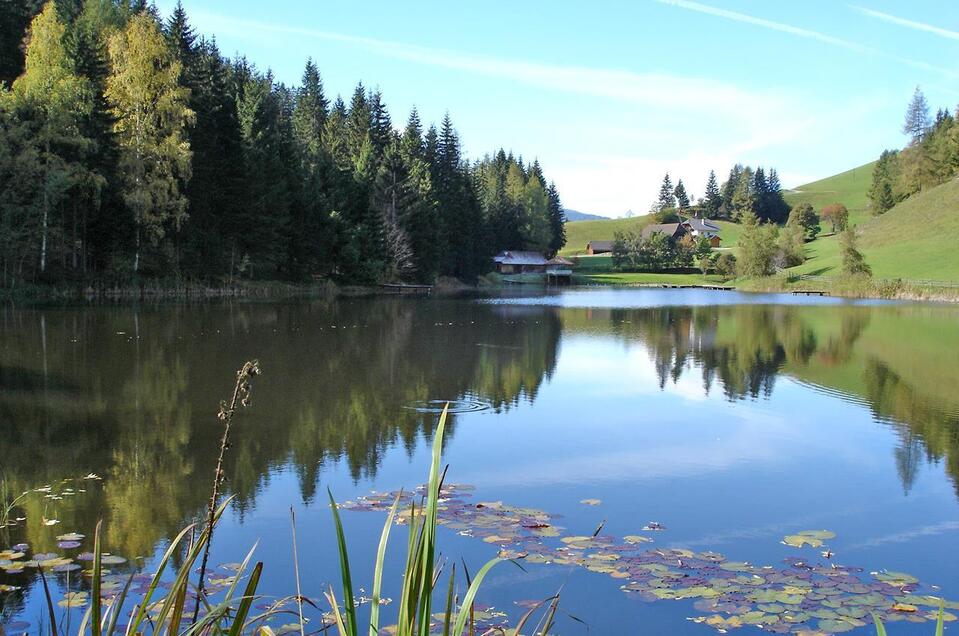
[1, 296, 958, 572]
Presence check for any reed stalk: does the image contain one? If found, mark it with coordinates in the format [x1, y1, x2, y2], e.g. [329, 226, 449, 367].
[191, 360, 260, 625]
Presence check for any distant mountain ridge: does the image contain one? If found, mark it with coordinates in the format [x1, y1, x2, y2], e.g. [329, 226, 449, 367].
[564, 208, 609, 222]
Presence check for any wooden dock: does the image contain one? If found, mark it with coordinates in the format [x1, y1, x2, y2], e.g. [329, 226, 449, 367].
[792, 290, 829, 296]
[379, 283, 433, 294]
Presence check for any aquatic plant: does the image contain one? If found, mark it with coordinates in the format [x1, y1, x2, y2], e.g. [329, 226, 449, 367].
[324, 404, 506, 636]
[192, 360, 260, 625]
[873, 600, 945, 636]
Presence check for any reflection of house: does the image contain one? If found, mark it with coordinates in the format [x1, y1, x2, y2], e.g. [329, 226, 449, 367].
[492, 250, 548, 274]
[586, 240, 614, 255]
[681, 217, 722, 247]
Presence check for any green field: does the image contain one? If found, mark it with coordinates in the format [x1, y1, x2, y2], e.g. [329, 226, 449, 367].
[561, 216, 652, 256]
[787, 177, 959, 281]
[561, 158, 959, 287]
[783, 161, 876, 226]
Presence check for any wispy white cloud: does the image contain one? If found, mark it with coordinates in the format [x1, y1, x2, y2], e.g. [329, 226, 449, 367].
[653, 0, 957, 78]
[653, 0, 868, 51]
[192, 9, 786, 121]
[853, 6, 959, 41]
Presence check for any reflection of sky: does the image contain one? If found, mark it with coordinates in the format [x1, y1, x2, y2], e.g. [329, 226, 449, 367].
[481, 288, 904, 309]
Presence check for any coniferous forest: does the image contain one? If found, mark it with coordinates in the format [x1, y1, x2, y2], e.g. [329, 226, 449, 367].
[0, 1, 567, 289]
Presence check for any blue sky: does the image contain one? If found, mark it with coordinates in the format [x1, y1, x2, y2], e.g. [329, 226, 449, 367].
[154, 0, 959, 217]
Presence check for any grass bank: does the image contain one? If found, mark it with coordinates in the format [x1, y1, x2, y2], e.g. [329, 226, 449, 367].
[737, 274, 959, 303]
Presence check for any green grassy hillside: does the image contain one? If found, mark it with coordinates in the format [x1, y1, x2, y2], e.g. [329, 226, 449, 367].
[561, 216, 653, 256]
[789, 177, 959, 281]
[784, 161, 876, 225]
[562, 216, 743, 256]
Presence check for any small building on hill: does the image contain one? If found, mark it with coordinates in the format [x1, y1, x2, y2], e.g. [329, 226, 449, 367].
[641, 223, 688, 241]
[492, 250, 549, 274]
[681, 217, 722, 247]
[586, 240, 614, 255]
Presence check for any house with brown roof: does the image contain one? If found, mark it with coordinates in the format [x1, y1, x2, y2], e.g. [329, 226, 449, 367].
[681, 217, 722, 247]
[586, 240, 614, 255]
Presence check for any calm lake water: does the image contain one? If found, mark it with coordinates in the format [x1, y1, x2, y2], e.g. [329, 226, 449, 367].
[2, 289, 959, 634]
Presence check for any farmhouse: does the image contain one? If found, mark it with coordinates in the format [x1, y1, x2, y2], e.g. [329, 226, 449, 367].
[586, 240, 614, 255]
[681, 217, 722, 247]
[492, 250, 549, 274]
[641, 223, 687, 241]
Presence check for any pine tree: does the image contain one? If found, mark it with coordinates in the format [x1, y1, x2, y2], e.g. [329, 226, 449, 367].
[674, 179, 690, 214]
[657, 173, 675, 211]
[346, 82, 370, 162]
[868, 150, 897, 215]
[292, 58, 327, 156]
[105, 12, 194, 274]
[164, 1, 195, 65]
[720, 164, 743, 219]
[903, 86, 930, 145]
[703, 170, 721, 218]
[546, 181, 566, 257]
[368, 88, 392, 160]
[731, 167, 755, 221]
[400, 107, 423, 160]
[840, 226, 871, 276]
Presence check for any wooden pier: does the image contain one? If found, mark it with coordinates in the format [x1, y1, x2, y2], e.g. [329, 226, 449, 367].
[792, 289, 829, 296]
[379, 283, 433, 294]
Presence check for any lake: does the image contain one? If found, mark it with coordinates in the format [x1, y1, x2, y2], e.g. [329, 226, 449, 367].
[2, 288, 959, 634]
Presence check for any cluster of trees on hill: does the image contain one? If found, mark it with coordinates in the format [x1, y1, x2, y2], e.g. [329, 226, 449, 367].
[0, 0, 565, 288]
[650, 166, 789, 223]
[870, 86, 959, 215]
[611, 230, 713, 273]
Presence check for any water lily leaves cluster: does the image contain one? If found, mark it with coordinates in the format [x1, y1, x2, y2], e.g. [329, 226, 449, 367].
[782, 530, 836, 549]
[341, 485, 957, 635]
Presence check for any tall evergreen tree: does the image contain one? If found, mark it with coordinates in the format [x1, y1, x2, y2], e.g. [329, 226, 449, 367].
[703, 169, 721, 218]
[674, 179, 690, 214]
[657, 173, 675, 211]
[720, 164, 742, 218]
[292, 58, 327, 155]
[546, 181, 566, 257]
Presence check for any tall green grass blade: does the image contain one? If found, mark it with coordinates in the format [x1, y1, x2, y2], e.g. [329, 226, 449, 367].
[369, 493, 401, 636]
[415, 405, 449, 636]
[872, 613, 888, 636]
[936, 598, 945, 636]
[451, 558, 503, 636]
[227, 561, 263, 636]
[106, 572, 135, 636]
[290, 507, 306, 636]
[328, 488, 358, 636]
[38, 567, 59, 636]
[91, 520, 102, 636]
[148, 498, 233, 634]
[442, 565, 456, 636]
[126, 521, 198, 633]
[325, 587, 350, 636]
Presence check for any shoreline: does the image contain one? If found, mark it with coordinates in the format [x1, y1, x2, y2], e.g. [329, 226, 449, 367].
[3, 274, 958, 305]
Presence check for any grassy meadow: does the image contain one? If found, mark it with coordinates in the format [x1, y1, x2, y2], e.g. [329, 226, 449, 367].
[561, 159, 959, 290]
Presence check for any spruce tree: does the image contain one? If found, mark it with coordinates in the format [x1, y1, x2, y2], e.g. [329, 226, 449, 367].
[840, 226, 871, 276]
[292, 59, 327, 156]
[657, 173, 675, 211]
[346, 82, 370, 162]
[674, 179, 690, 214]
[703, 170, 721, 218]
[720, 164, 743, 219]
[546, 181, 566, 257]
